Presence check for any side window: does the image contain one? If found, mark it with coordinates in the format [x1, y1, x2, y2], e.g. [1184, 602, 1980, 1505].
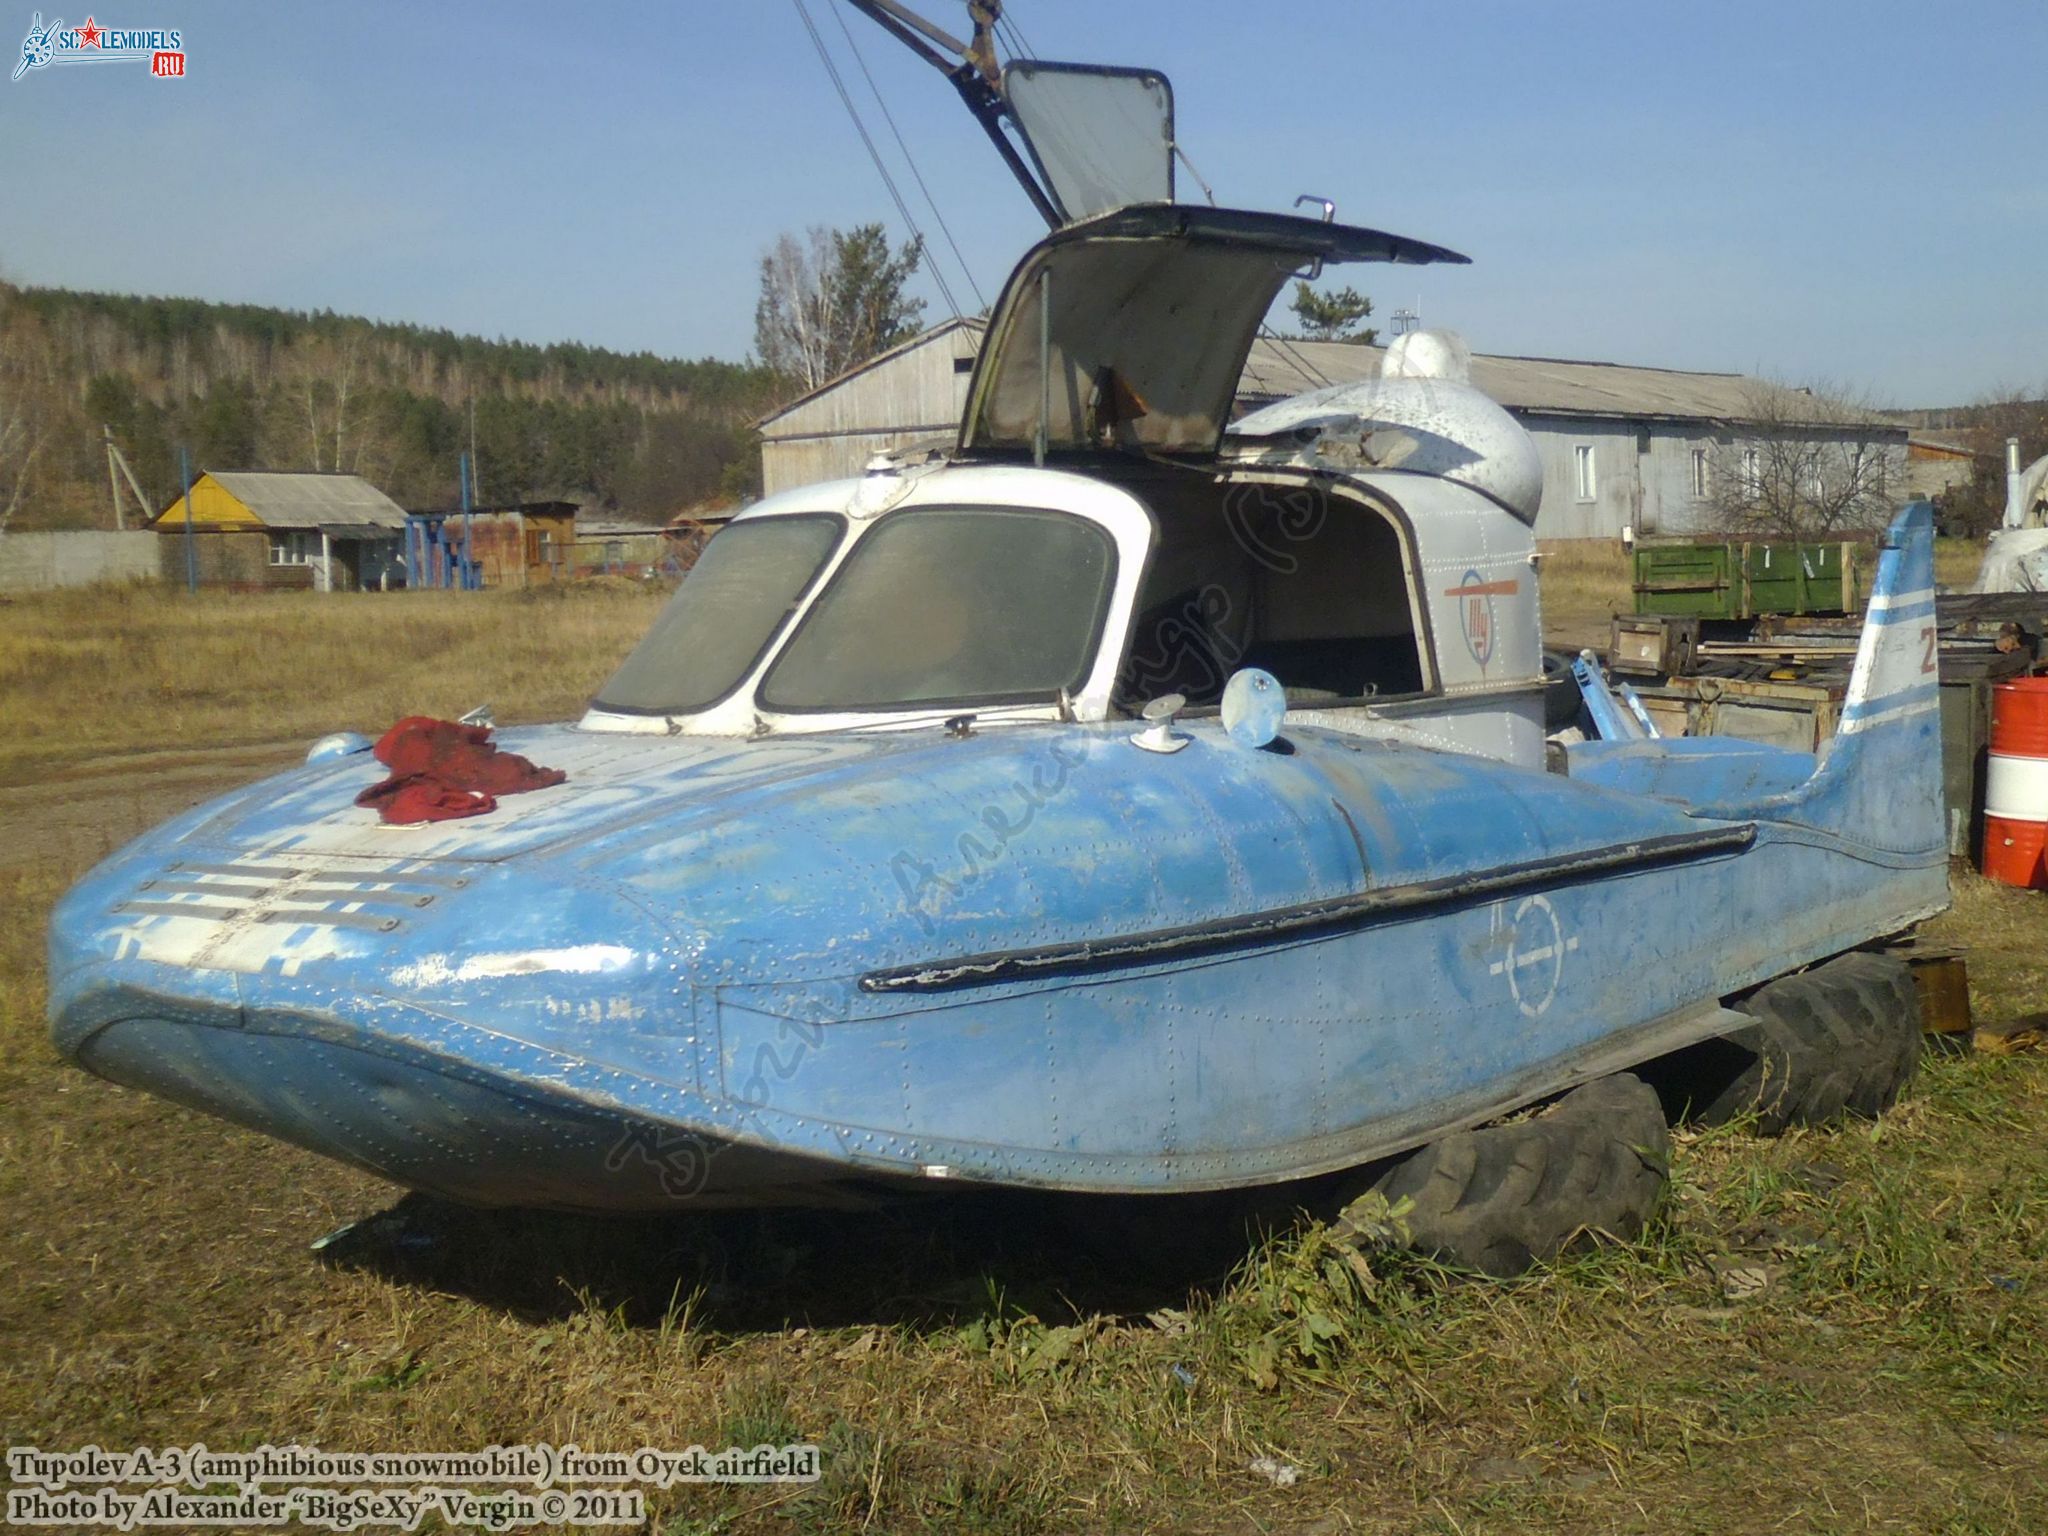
[269, 531, 313, 566]
[1574, 445, 1597, 502]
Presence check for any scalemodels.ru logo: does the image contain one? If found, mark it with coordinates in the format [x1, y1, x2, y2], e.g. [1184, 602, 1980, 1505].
[13, 11, 185, 81]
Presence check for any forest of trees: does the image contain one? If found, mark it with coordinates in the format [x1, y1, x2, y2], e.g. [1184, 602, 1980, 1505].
[0, 281, 788, 533]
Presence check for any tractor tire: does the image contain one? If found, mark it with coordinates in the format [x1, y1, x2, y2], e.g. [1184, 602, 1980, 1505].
[1687, 951, 1923, 1134]
[1342, 1073, 1670, 1278]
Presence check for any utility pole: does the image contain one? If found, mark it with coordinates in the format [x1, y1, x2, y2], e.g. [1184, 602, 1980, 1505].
[102, 425, 153, 530]
[104, 426, 125, 530]
[180, 446, 197, 594]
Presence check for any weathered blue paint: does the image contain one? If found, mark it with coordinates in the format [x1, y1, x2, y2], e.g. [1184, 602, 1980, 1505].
[1572, 651, 1646, 741]
[45, 505, 1947, 1212]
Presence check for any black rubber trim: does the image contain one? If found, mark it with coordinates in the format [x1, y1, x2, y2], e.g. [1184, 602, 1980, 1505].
[860, 824, 1757, 995]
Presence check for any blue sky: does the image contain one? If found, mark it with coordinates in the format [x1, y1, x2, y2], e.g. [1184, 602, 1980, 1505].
[2, 0, 2042, 405]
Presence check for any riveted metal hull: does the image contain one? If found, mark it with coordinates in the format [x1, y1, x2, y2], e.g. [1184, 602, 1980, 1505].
[46, 507, 1949, 1212]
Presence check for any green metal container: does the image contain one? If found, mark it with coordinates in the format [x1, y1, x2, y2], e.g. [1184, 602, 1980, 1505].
[1632, 538, 1864, 619]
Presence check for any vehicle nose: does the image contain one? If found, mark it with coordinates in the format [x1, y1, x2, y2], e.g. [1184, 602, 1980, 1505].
[47, 851, 699, 1079]
[62, 1003, 699, 1211]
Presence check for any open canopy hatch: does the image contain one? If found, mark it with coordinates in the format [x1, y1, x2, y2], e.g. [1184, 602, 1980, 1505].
[1002, 61, 1175, 222]
[960, 204, 1470, 459]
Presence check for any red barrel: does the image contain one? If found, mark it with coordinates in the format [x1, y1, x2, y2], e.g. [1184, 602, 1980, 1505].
[1983, 677, 2048, 887]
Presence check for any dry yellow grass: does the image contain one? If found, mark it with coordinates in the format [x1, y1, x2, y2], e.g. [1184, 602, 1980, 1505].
[0, 582, 663, 778]
[1, 576, 2044, 1534]
[1535, 538, 1633, 651]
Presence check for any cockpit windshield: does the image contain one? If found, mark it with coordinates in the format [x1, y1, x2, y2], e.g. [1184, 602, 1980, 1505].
[593, 514, 843, 715]
[759, 506, 1116, 714]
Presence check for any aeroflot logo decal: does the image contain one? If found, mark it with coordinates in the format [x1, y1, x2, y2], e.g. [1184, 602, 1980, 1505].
[1445, 570, 1520, 669]
[13, 12, 185, 81]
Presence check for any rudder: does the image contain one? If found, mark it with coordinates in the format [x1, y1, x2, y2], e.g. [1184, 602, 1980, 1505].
[1801, 500, 1946, 856]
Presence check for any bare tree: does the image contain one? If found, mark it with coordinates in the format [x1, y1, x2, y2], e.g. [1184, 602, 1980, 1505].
[1701, 380, 1901, 538]
[755, 229, 834, 391]
[266, 324, 369, 473]
[754, 224, 925, 392]
[0, 305, 56, 536]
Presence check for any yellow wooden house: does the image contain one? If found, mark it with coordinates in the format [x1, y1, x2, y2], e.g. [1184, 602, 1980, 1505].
[151, 471, 408, 591]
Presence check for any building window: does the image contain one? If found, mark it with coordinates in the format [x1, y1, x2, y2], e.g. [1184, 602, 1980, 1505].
[1574, 445, 1596, 502]
[269, 531, 316, 566]
[1690, 447, 1709, 499]
[1741, 447, 1762, 499]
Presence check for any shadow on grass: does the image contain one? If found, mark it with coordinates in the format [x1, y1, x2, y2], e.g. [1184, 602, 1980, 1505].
[311, 1180, 1360, 1337]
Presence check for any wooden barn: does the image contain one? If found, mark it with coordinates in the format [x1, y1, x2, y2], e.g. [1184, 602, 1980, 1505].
[150, 471, 407, 591]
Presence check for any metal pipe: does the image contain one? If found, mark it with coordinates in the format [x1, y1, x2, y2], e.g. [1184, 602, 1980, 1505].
[180, 446, 195, 595]
[2008, 437, 2025, 530]
[843, 0, 968, 60]
[460, 452, 475, 590]
[1034, 267, 1050, 467]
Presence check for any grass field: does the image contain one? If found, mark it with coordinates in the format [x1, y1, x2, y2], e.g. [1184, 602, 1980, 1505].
[2, 573, 2044, 1535]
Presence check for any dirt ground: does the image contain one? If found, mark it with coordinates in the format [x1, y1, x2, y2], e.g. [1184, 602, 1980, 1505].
[2, 580, 2044, 1535]
[0, 740, 303, 877]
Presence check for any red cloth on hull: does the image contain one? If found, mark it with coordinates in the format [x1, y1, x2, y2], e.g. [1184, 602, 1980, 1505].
[354, 716, 567, 824]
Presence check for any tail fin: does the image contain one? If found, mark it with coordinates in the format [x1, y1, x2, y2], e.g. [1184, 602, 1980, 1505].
[1799, 501, 1946, 856]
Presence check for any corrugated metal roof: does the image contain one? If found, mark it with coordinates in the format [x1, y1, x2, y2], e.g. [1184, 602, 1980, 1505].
[578, 517, 677, 536]
[1906, 430, 1974, 456]
[761, 319, 1901, 437]
[1240, 341, 1901, 431]
[199, 472, 408, 529]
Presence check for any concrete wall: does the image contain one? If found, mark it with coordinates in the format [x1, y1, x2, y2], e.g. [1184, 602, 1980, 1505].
[0, 531, 161, 592]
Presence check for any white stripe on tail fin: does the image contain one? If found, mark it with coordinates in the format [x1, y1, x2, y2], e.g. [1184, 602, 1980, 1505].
[1837, 504, 1939, 738]
[1796, 501, 1946, 860]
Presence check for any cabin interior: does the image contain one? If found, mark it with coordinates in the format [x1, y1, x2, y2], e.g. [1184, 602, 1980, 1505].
[1082, 462, 1432, 713]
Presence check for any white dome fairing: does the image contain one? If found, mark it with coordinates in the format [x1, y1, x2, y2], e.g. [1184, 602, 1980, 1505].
[1227, 330, 1543, 524]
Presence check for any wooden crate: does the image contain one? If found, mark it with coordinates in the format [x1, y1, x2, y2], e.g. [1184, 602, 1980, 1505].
[1903, 951, 1972, 1038]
